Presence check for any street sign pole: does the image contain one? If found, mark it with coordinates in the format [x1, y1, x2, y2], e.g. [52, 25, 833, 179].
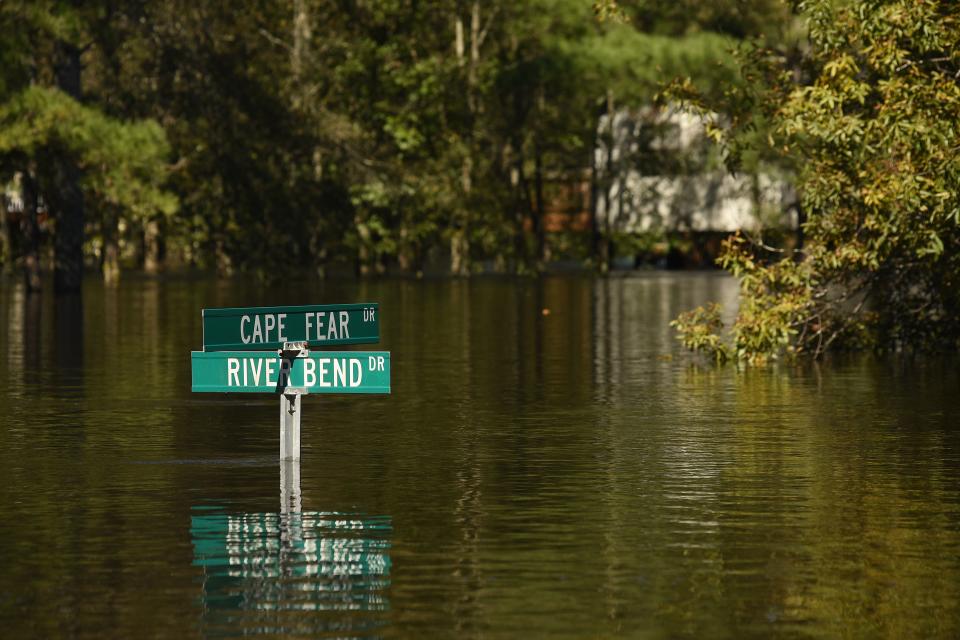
[280, 392, 301, 461]
[280, 458, 302, 514]
[192, 303, 389, 463]
[279, 342, 309, 461]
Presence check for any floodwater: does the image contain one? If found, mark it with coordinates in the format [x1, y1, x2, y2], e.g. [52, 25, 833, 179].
[0, 272, 958, 638]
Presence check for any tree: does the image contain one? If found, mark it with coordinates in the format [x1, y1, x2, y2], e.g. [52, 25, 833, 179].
[0, 87, 177, 281]
[673, 0, 960, 363]
[1, 0, 802, 281]
[0, 1, 177, 289]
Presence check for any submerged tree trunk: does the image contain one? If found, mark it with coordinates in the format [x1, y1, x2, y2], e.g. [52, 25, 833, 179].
[215, 237, 233, 276]
[508, 141, 530, 272]
[451, 3, 488, 277]
[0, 191, 10, 275]
[452, 14, 469, 276]
[450, 228, 469, 275]
[589, 108, 601, 272]
[356, 213, 374, 276]
[397, 220, 418, 274]
[101, 208, 120, 285]
[451, 156, 472, 276]
[21, 170, 42, 292]
[54, 41, 85, 293]
[309, 224, 327, 279]
[142, 218, 163, 274]
[533, 138, 546, 269]
[594, 90, 615, 275]
[533, 86, 548, 270]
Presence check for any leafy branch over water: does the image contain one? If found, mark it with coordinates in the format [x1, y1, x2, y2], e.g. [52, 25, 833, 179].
[673, 0, 960, 362]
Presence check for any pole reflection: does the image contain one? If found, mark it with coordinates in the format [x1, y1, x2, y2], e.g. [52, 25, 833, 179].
[190, 461, 392, 636]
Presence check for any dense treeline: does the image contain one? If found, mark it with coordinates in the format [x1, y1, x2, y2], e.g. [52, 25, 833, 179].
[0, 1, 792, 289]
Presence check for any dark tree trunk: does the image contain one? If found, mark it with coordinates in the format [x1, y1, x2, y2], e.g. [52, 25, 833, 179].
[53, 160, 85, 292]
[309, 225, 327, 279]
[355, 213, 373, 277]
[397, 219, 418, 274]
[143, 218, 163, 274]
[510, 146, 527, 272]
[589, 118, 600, 269]
[21, 170, 42, 292]
[102, 207, 120, 285]
[54, 41, 85, 293]
[509, 138, 535, 272]
[215, 237, 233, 276]
[796, 202, 807, 254]
[596, 91, 615, 275]
[533, 139, 545, 269]
[0, 190, 10, 274]
[533, 86, 547, 269]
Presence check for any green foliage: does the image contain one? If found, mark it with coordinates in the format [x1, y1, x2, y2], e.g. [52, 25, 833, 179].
[671, 302, 730, 363]
[0, 85, 176, 224]
[572, 27, 743, 102]
[0, 0, 796, 278]
[674, 0, 960, 361]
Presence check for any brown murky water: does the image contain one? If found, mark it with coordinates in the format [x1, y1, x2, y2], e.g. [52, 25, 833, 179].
[1, 272, 958, 638]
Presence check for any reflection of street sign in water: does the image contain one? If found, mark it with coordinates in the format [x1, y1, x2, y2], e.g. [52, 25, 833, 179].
[203, 303, 380, 351]
[191, 507, 392, 634]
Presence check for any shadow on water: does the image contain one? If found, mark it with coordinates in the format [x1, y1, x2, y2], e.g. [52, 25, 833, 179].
[54, 292, 84, 374]
[23, 290, 42, 386]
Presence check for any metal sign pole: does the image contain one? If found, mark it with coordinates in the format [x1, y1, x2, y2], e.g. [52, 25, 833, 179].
[280, 392, 301, 461]
[279, 343, 309, 461]
[191, 305, 389, 462]
[280, 458, 302, 514]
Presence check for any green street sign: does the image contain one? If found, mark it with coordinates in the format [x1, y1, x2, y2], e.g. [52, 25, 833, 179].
[202, 303, 379, 351]
[191, 351, 391, 394]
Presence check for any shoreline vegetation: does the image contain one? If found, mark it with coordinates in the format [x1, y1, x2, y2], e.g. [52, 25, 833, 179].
[0, 2, 796, 288]
[671, 0, 960, 362]
[2, 1, 958, 360]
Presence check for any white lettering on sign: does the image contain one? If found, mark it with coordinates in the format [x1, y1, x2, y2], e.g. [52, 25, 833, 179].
[228, 358, 240, 386]
[316, 311, 327, 340]
[364, 307, 375, 322]
[265, 315, 275, 342]
[318, 358, 330, 387]
[228, 357, 287, 388]
[334, 358, 347, 387]
[304, 356, 365, 389]
[326, 315, 338, 340]
[239, 314, 290, 344]
[220, 355, 378, 391]
[300, 311, 352, 341]
[350, 358, 362, 387]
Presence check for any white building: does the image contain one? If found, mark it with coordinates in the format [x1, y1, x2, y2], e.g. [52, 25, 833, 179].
[595, 106, 796, 235]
